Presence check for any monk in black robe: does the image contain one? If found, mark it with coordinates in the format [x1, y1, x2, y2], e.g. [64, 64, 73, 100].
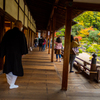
[0, 20, 28, 89]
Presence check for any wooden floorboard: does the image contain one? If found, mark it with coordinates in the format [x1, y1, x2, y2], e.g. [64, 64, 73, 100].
[0, 48, 100, 100]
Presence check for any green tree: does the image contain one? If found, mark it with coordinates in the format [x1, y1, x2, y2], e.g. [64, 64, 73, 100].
[89, 30, 100, 43]
[74, 11, 100, 30]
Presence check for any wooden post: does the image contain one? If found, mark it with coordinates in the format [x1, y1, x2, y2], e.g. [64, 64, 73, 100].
[61, 7, 72, 90]
[33, 32, 35, 46]
[28, 28, 30, 49]
[46, 30, 48, 49]
[30, 30, 32, 47]
[31, 32, 33, 47]
[48, 21, 52, 54]
[26, 29, 29, 48]
[51, 9, 56, 62]
[0, 16, 5, 70]
[3, 0, 5, 11]
[18, 0, 19, 20]
[48, 33, 51, 54]
[31, 31, 33, 47]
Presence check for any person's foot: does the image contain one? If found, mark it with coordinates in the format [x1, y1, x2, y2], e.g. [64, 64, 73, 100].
[56, 60, 58, 62]
[9, 85, 19, 89]
[59, 60, 61, 62]
[70, 71, 74, 73]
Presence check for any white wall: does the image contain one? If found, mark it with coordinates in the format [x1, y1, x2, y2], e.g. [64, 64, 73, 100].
[25, 5, 28, 16]
[0, 0, 3, 9]
[19, 8, 24, 24]
[4, 0, 36, 32]
[25, 16, 28, 27]
[19, 0, 24, 10]
[5, 0, 18, 19]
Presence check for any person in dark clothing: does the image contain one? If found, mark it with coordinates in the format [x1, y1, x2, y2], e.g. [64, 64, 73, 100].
[34, 37, 37, 47]
[48, 39, 49, 48]
[0, 20, 28, 89]
[69, 35, 80, 73]
[39, 36, 43, 51]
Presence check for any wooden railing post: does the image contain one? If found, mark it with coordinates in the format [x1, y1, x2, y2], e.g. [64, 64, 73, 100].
[90, 53, 97, 80]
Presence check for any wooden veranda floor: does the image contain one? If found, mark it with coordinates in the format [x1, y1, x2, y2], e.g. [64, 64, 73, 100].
[0, 48, 100, 100]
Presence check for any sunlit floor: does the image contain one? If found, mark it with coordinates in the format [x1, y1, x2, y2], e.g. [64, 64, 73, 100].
[0, 48, 100, 100]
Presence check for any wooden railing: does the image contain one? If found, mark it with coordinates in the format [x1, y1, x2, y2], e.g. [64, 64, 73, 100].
[75, 57, 91, 74]
[61, 49, 100, 82]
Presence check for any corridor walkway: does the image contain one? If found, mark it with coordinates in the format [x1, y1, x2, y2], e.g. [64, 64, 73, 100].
[0, 48, 100, 100]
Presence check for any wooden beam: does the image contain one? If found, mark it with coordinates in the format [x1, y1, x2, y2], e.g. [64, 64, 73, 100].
[73, 2, 100, 11]
[62, 7, 73, 90]
[55, 0, 59, 4]
[3, 0, 5, 10]
[18, 0, 19, 20]
[23, 1, 25, 26]
[47, 0, 59, 28]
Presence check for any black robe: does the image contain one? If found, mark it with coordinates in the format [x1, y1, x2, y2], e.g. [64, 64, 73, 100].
[0, 27, 28, 76]
[39, 38, 44, 47]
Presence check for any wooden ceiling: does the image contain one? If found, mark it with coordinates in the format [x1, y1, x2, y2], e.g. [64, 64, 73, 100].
[25, 0, 55, 30]
[26, 0, 100, 31]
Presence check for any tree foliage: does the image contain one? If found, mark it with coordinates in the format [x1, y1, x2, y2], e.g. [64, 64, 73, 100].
[56, 27, 65, 37]
[74, 11, 100, 30]
[56, 11, 100, 43]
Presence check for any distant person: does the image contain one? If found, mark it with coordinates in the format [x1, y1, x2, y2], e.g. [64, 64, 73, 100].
[74, 38, 79, 44]
[69, 35, 80, 73]
[34, 37, 37, 47]
[43, 38, 46, 51]
[39, 36, 43, 51]
[0, 20, 28, 89]
[74, 38, 80, 54]
[55, 37, 62, 62]
[37, 36, 39, 46]
[48, 39, 49, 48]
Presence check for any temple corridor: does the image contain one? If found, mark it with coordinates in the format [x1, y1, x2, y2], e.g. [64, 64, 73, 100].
[0, 48, 100, 100]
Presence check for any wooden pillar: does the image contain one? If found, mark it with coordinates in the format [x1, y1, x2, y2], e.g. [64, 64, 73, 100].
[18, 0, 19, 20]
[31, 31, 33, 47]
[48, 20, 52, 54]
[31, 32, 33, 47]
[0, 17, 4, 43]
[0, 16, 5, 70]
[46, 30, 48, 49]
[26, 29, 29, 48]
[51, 9, 56, 62]
[61, 7, 73, 90]
[28, 28, 30, 49]
[33, 32, 35, 46]
[30, 30, 32, 47]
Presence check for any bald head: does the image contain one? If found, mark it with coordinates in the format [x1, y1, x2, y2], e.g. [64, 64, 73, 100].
[14, 20, 23, 31]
